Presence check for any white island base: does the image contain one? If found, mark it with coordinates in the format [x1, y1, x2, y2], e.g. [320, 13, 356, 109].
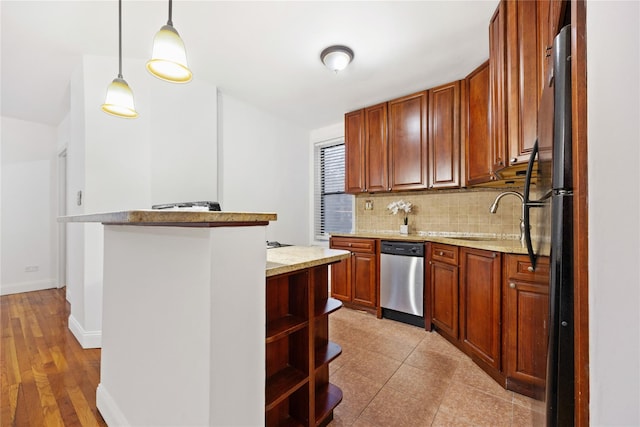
[96, 224, 267, 426]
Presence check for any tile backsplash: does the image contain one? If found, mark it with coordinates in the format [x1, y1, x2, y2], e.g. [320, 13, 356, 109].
[355, 188, 543, 239]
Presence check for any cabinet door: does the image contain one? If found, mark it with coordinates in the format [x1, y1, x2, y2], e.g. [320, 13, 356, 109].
[429, 82, 461, 189]
[460, 248, 502, 370]
[506, 0, 542, 165]
[430, 261, 459, 339]
[345, 109, 365, 194]
[330, 257, 351, 303]
[538, 0, 567, 97]
[489, 2, 507, 173]
[351, 252, 377, 308]
[464, 61, 493, 185]
[503, 254, 550, 399]
[388, 91, 428, 191]
[364, 103, 389, 193]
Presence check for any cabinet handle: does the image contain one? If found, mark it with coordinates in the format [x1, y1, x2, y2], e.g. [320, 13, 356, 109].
[509, 282, 516, 289]
[511, 157, 518, 163]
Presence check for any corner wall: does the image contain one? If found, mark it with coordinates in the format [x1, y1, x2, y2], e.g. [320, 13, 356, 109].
[1, 117, 58, 295]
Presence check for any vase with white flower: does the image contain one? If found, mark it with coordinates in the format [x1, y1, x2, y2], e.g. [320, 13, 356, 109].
[387, 200, 413, 234]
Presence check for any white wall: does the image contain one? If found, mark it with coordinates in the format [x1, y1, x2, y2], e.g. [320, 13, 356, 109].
[219, 93, 309, 245]
[1, 117, 58, 295]
[65, 55, 218, 347]
[587, 1, 640, 425]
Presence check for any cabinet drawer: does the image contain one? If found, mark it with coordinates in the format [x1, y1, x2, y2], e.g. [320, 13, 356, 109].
[430, 243, 459, 265]
[330, 237, 376, 254]
[504, 254, 550, 283]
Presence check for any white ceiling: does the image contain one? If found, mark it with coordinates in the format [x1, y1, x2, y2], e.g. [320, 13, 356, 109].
[1, 0, 499, 130]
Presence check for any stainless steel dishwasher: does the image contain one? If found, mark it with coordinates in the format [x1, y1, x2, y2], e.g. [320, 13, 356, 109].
[380, 240, 425, 327]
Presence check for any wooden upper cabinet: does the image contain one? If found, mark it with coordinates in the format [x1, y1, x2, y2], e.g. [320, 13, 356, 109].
[489, 1, 507, 173]
[345, 109, 365, 194]
[364, 103, 389, 193]
[388, 91, 428, 191]
[428, 82, 461, 189]
[538, 0, 567, 96]
[464, 61, 492, 186]
[505, 0, 543, 165]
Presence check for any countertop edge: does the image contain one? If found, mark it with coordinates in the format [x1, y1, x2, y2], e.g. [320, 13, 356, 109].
[266, 248, 350, 278]
[58, 210, 277, 225]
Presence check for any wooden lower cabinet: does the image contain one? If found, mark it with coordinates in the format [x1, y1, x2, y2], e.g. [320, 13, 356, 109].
[427, 243, 459, 337]
[459, 248, 502, 375]
[503, 254, 550, 399]
[265, 265, 343, 426]
[329, 237, 377, 310]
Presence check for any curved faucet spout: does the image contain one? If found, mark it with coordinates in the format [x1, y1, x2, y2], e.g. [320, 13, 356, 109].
[489, 191, 526, 245]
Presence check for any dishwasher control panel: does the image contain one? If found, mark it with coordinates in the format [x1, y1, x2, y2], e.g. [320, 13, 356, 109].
[380, 240, 424, 257]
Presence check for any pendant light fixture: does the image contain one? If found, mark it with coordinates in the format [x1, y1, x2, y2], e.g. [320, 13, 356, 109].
[146, 0, 192, 83]
[102, 0, 138, 118]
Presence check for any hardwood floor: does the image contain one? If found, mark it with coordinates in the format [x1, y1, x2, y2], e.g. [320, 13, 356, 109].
[0, 289, 106, 427]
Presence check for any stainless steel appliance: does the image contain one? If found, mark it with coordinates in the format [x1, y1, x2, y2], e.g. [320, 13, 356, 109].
[380, 240, 424, 327]
[523, 25, 574, 426]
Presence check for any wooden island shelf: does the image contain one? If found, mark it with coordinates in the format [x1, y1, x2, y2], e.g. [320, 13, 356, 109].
[266, 265, 344, 426]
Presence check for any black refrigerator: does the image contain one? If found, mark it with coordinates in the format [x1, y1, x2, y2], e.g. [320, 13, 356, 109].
[523, 25, 574, 426]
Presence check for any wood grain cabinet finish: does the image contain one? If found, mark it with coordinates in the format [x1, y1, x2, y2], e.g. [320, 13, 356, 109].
[428, 82, 461, 189]
[489, 1, 508, 173]
[345, 109, 366, 194]
[505, 0, 545, 165]
[329, 237, 377, 310]
[463, 61, 493, 185]
[503, 254, 550, 400]
[427, 243, 460, 337]
[364, 103, 389, 193]
[266, 266, 343, 426]
[459, 248, 502, 373]
[388, 91, 429, 191]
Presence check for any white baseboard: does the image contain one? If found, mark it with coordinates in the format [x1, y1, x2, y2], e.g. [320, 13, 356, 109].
[97, 383, 130, 426]
[68, 314, 102, 349]
[0, 279, 56, 296]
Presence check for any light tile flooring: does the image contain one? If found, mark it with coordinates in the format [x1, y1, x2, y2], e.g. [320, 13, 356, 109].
[328, 308, 545, 426]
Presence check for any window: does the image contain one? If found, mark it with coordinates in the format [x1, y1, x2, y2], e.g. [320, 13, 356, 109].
[314, 139, 353, 240]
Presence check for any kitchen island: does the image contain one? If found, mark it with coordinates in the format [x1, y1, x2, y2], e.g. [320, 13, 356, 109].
[59, 211, 349, 427]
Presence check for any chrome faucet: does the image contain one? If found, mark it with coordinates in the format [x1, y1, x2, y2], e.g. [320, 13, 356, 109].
[490, 191, 526, 246]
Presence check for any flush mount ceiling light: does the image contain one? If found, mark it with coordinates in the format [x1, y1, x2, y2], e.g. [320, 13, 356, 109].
[146, 0, 192, 83]
[320, 45, 354, 72]
[102, 0, 138, 118]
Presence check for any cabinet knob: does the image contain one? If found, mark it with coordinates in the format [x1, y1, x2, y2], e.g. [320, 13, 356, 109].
[388, 187, 391, 191]
[439, 251, 444, 256]
[498, 160, 504, 166]
[511, 157, 518, 163]
[509, 282, 516, 289]
[527, 266, 535, 272]
[348, 243, 352, 247]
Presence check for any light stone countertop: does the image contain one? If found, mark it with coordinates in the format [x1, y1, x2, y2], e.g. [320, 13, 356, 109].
[58, 210, 277, 226]
[266, 246, 350, 278]
[331, 231, 550, 256]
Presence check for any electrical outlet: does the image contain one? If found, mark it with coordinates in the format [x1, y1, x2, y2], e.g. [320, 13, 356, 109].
[24, 266, 39, 273]
[364, 200, 373, 210]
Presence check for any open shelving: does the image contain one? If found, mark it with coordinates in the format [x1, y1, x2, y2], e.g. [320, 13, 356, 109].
[266, 265, 343, 427]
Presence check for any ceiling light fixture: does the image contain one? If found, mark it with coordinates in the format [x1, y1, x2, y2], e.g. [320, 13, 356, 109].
[102, 0, 138, 119]
[146, 0, 192, 83]
[320, 45, 354, 72]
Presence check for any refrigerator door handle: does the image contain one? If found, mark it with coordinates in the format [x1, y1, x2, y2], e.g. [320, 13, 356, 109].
[523, 139, 542, 270]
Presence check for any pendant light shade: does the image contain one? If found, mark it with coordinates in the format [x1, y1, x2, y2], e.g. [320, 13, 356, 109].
[146, 0, 192, 83]
[101, 0, 138, 118]
[102, 78, 138, 118]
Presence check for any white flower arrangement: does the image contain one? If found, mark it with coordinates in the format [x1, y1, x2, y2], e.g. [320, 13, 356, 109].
[387, 200, 413, 225]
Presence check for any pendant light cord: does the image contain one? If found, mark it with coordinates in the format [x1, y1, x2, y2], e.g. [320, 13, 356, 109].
[118, 0, 123, 78]
[167, 0, 173, 26]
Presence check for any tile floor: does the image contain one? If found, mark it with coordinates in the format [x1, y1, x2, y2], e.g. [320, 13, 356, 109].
[327, 308, 545, 426]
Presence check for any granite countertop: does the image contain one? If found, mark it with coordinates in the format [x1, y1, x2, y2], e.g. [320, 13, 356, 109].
[331, 231, 550, 256]
[266, 246, 350, 278]
[58, 210, 277, 226]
